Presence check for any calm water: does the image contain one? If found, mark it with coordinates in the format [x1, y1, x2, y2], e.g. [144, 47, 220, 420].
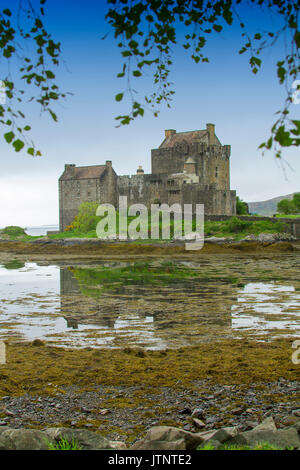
[25, 225, 59, 236]
[0, 256, 299, 349]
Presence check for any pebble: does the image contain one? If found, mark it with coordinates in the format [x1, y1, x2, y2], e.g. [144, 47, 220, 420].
[191, 407, 205, 419]
[231, 407, 244, 416]
[192, 418, 205, 429]
[0, 379, 298, 442]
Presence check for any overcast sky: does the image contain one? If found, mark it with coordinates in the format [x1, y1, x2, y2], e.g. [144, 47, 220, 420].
[0, 1, 299, 227]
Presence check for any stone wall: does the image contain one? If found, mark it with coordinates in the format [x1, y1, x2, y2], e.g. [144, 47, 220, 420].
[151, 143, 230, 191]
[59, 164, 117, 231]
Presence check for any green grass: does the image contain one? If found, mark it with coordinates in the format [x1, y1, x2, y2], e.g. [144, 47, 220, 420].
[199, 442, 290, 451]
[48, 437, 80, 450]
[275, 214, 300, 219]
[53, 217, 288, 241]
[204, 217, 287, 239]
[4, 217, 290, 242]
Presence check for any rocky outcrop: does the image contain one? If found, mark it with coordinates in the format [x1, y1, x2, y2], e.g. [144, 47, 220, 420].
[130, 426, 204, 450]
[131, 418, 300, 450]
[0, 427, 126, 451]
[0, 417, 299, 450]
[198, 417, 300, 450]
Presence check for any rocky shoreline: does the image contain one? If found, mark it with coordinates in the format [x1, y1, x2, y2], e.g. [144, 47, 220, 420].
[0, 378, 299, 448]
[0, 416, 299, 450]
[0, 235, 299, 259]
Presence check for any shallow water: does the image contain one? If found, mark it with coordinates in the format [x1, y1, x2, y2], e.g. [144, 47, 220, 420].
[0, 255, 299, 349]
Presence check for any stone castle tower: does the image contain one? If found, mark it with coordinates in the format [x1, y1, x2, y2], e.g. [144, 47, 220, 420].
[59, 124, 236, 231]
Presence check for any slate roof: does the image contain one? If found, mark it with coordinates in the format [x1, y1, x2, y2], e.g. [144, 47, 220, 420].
[60, 165, 107, 180]
[159, 129, 220, 148]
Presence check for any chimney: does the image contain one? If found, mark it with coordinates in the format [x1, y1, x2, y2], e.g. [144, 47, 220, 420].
[106, 160, 112, 167]
[64, 164, 75, 176]
[206, 123, 215, 146]
[65, 163, 75, 170]
[165, 129, 176, 138]
[137, 165, 144, 175]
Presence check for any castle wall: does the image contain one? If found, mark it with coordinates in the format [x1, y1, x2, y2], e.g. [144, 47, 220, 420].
[117, 174, 170, 207]
[59, 165, 117, 231]
[117, 175, 235, 216]
[151, 143, 230, 191]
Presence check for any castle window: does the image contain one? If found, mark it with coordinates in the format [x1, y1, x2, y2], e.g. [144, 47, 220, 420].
[151, 180, 162, 185]
[169, 190, 180, 195]
[215, 167, 218, 178]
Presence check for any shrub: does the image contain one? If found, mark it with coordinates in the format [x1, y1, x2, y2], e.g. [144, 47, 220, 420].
[65, 202, 100, 233]
[1, 226, 26, 237]
[226, 217, 251, 233]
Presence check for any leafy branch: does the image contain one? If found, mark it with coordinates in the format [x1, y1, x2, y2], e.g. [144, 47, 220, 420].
[106, 0, 299, 156]
[0, 0, 66, 155]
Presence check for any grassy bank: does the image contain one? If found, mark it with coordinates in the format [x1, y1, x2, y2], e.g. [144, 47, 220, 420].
[9, 217, 289, 241]
[0, 217, 291, 242]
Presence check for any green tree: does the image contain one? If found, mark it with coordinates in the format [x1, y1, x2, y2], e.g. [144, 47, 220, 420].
[106, 0, 300, 157]
[277, 198, 295, 214]
[292, 193, 300, 211]
[236, 196, 248, 215]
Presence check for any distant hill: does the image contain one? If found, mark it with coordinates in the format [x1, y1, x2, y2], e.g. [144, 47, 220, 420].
[247, 192, 298, 216]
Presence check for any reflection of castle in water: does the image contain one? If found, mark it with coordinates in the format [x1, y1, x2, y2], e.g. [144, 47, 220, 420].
[59, 265, 237, 339]
[60, 267, 120, 329]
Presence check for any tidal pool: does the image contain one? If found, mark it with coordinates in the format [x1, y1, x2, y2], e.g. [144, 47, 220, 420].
[0, 255, 299, 349]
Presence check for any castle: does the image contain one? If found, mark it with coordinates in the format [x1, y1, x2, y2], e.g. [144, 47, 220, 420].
[59, 123, 236, 231]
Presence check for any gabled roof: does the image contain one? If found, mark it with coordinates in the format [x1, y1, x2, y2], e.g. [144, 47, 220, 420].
[60, 165, 107, 180]
[159, 129, 221, 148]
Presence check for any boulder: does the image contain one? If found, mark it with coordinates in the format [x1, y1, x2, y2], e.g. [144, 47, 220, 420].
[0, 428, 52, 450]
[226, 428, 300, 450]
[197, 427, 238, 444]
[43, 427, 125, 450]
[252, 416, 277, 432]
[131, 426, 205, 450]
[131, 438, 186, 450]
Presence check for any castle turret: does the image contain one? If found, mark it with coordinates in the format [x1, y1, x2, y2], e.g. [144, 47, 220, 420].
[137, 165, 144, 175]
[184, 157, 196, 174]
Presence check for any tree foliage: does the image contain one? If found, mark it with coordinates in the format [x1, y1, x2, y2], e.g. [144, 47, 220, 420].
[277, 193, 300, 214]
[106, 0, 300, 156]
[1, 1, 299, 157]
[236, 196, 248, 215]
[0, 0, 66, 155]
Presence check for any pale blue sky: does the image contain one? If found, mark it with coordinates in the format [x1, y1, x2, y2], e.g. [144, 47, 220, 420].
[0, 1, 299, 227]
